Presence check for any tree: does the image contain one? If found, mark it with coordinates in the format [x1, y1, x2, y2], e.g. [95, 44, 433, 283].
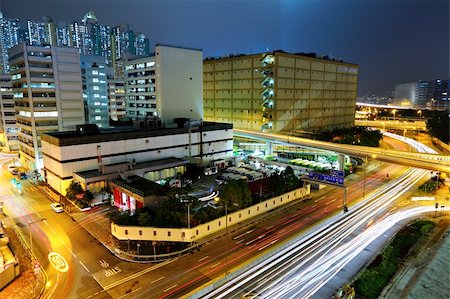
[280, 166, 299, 193]
[219, 179, 252, 212]
[427, 111, 450, 143]
[138, 212, 153, 226]
[66, 181, 83, 200]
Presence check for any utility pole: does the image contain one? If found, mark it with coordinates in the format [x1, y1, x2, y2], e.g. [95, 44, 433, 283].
[29, 218, 46, 261]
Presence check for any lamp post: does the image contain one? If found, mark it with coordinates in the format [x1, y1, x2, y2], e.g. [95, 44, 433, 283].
[215, 196, 229, 275]
[417, 110, 422, 118]
[392, 109, 397, 120]
[29, 218, 46, 261]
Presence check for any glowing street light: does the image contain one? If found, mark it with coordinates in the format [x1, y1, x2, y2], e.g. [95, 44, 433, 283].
[417, 110, 422, 118]
[391, 109, 397, 120]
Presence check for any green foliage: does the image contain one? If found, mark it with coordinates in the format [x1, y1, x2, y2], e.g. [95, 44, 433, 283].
[427, 111, 450, 143]
[354, 219, 434, 298]
[194, 206, 221, 225]
[268, 166, 300, 197]
[418, 177, 444, 193]
[138, 212, 152, 226]
[316, 126, 383, 147]
[66, 181, 83, 200]
[219, 179, 253, 212]
[154, 195, 186, 228]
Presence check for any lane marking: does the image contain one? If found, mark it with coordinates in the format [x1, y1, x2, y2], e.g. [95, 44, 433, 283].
[210, 262, 221, 268]
[80, 260, 90, 273]
[117, 287, 142, 299]
[101, 258, 178, 290]
[151, 276, 165, 284]
[69, 249, 77, 258]
[198, 256, 209, 262]
[235, 240, 244, 244]
[163, 284, 178, 293]
[233, 229, 254, 240]
[258, 239, 279, 251]
[314, 196, 326, 202]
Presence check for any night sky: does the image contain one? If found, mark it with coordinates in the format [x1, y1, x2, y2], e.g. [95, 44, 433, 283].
[1, 0, 449, 95]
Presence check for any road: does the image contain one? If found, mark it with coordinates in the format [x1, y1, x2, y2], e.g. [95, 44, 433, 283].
[192, 132, 439, 298]
[79, 137, 413, 298]
[0, 154, 148, 299]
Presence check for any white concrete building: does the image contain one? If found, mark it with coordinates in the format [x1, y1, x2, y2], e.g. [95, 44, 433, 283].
[125, 44, 203, 123]
[107, 78, 126, 121]
[9, 43, 85, 170]
[0, 74, 18, 151]
[41, 122, 233, 195]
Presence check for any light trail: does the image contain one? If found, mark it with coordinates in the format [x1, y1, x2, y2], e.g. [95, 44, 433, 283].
[194, 133, 439, 299]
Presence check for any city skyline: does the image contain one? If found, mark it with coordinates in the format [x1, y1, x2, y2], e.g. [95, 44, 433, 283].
[1, 0, 448, 96]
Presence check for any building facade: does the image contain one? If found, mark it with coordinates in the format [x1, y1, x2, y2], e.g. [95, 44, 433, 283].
[41, 122, 233, 195]
[0, 75, 19, 151]
[0, 13, 23, 74]
[108, 78, 126, 121]
[10, 43, 85, 170]
[394, 79, 449, 110]
[203, 51, 358, 133]
[80, 55, 109, 127]
[125, 45, 203, 123]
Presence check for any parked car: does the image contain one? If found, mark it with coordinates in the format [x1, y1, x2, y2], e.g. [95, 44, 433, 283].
[18, 172, 27, 179]
[11, 169, 19, 175]
[50, 203, 64, 213]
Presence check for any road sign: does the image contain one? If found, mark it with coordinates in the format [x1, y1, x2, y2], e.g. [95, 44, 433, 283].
[309, 172, 344, 186]
[48, 252, 69, 273]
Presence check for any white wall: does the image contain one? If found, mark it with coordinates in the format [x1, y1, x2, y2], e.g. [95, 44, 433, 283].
[156, 45, 203, 123]
[111, 185, 311, 242]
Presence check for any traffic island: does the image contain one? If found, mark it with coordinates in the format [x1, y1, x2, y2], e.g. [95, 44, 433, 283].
[351, 219, 435, 299]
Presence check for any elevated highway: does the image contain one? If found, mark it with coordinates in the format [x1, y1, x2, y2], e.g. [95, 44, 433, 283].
[234, 129, 450, 174]
[355, 119, 427, 130]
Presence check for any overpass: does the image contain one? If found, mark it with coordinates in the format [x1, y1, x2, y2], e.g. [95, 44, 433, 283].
[355, 119, 427, 131]
[234, 129, 450, 174]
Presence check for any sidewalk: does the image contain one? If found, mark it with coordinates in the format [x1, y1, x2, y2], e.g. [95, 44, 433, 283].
[0, 212, 45, 299]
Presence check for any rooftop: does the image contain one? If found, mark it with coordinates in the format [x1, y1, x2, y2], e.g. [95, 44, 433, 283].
[41, 121, 232, 146]
[111, 175, 165, 197]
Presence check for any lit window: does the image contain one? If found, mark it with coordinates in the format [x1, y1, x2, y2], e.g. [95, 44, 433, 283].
[95, 116, 102, 120]
[93, 86, 99, 90]
[93, 78, 99, 83]
[92, 70, 98, 75]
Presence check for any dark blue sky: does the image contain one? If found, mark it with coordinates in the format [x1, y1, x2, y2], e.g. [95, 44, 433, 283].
[1, 0, 449, 95]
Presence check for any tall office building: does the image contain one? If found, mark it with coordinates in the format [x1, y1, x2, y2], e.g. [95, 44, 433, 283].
[394, 79, 449, 110]
[81, 55, 109, 128]
[9, 43, 85, 170]
[0, 12, 24, 74]
[108, 78, 126, 121]
[124, 45, 203, 123]
[203, 51, 358, 133]
[0, 74, 19, 151]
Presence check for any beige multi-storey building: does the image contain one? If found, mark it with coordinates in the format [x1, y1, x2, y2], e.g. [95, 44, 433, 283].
[9, 43, 85, 170]
[203, 51, 358, 133]
[0, 74, 18, 151]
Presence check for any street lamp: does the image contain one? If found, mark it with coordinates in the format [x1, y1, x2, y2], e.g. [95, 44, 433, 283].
[29, 218, 46, 261]
[417, 110, 422, 118]
[391, 109, 397, 120]
[215, 196, 229, 274]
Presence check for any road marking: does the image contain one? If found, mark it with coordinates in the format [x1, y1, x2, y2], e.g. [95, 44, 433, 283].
[86, 295, 93, 299]
[163, 284, 178, 293]
[266, 225, 274, 230]
[314, 196, 326, 202]
[151, 276, 165, 284]
[210, 262, 221, 268]
[80, 260, 90, 273]
[235, 240, 244, 244]
[258, 239, 279, 251]
[117, 287, 142, 299]
[69, 249, 77, 258]
[311, 204, 317, 208]
[198, 256, 209, 262]
[245, 233, 266, 246]
[233, 229, 254, 240]
[100, 258, 178, 290]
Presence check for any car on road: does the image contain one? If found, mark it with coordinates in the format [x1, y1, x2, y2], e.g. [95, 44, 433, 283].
[18, 172, 27, 179]
[50, 203, 64, 213]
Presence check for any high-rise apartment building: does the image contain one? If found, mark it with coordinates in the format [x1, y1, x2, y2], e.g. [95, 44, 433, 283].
[0, 74, 19, 151]
[81, 55, 109, 128]
[0, 12, 23, 74]
[0, 11, 149, 73]
[108, 78, 126, 121]
[124, 45, 203, 123]
[203, 51, 358, 133]
[9, 43, 85, 170]
[124, 56, 156, 118]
